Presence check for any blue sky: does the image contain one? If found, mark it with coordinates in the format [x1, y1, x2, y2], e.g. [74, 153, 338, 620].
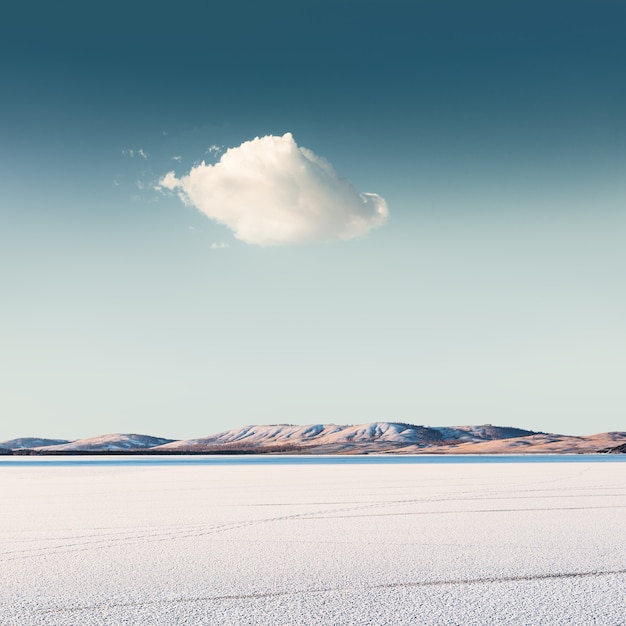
[1, 0, 624, 438]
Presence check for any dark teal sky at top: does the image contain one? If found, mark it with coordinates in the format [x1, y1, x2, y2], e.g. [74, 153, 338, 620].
[2, 0, 625, 187]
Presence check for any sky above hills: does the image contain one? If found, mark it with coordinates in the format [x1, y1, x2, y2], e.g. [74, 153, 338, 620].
[1, 0, 624, 439]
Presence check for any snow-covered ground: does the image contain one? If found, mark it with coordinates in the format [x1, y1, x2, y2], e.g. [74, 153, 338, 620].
[1, 459, 625, 625]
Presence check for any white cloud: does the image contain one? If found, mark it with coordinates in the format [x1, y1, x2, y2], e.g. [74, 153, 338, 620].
[172, 155, 182, 162]
[122, 148, 149, 159]
[158, 133, 388, 246]
[210, 241, 230, 249]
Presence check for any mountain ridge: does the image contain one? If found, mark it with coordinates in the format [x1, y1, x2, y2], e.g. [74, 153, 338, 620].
[2, 423, 625, 454]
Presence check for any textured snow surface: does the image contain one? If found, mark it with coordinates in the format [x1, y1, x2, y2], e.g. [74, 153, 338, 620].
[1, 461, 625, 625]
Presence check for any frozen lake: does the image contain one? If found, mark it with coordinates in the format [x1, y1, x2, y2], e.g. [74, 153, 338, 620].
[1, 457, 625, 624]
[2, 453, 625, 467]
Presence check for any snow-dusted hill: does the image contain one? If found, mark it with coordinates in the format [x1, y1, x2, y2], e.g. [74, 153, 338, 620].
[0, 437, 70, 450]
[152, 422, 537, 453]
[34, 433, 176, 452]
[434, 431, 626, 455]
[3, 423, 624, 454]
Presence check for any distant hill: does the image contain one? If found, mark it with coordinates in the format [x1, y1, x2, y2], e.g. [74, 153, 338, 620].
[30, 433, 175, 452]
[602, 442, 626, 454]
[421, 431, 626, 455]
[2, 423, 624, 455]
[153, 423, 539, 454]
[0, 438, 70, 450]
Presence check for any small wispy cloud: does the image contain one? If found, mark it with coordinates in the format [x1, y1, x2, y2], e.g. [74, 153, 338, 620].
[172, 155, 182, 162]
[158, 133, 388, 247]
[122, 148, 149, 159]
[206, 144, 223, 156]
[210, 242, 230, 249]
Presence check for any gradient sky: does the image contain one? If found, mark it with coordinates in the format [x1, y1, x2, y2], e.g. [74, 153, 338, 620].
[1, 0, 625, 439]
